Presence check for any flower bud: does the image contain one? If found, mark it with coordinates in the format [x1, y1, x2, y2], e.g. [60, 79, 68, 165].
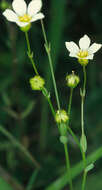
[78, 58, 88, 66]
[29, 75, 45, 91]
[66, 71, 80, 88]
[55, 110, 69, 123]
[20, 23, 31, 32]
[0, 0, 10, 10]
[60, 136, 68, 144]
[59, 123, 67, 136]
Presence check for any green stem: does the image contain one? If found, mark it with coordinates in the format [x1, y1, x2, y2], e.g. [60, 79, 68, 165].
[81, 95, 84, 135]
[81, 66, 86, 135]
[64, 143, 73, 190]
[25, 32, 39, 75]
[81, 66, 87, 190]
[83, 66, 87, 94]
[47, 98, 56, 117]
[68, 88, 73, 121]
[41, 20, 60, 110]
[82, 171, 87, 190]
[41, 87, 55, 117]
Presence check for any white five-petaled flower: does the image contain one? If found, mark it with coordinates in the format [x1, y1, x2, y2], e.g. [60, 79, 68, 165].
[3, 0, 44, 27]
[65, 35, 102, 61]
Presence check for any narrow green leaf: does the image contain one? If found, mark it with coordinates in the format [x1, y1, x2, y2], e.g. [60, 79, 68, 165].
[85, 163, 94, 173]
[26, 169, 39, 190]
[46, 146, 102, 190]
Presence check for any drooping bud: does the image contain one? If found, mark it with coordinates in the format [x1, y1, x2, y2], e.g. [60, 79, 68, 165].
[66, 71, 80, 88]
[29, 75, 45, 91]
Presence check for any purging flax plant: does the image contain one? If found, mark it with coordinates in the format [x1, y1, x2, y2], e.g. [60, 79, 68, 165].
[2, 0, 102, 189]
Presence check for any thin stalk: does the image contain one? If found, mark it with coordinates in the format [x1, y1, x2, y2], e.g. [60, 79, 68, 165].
[25, 32, 39, 75]
[41, 87, 55, 117]
[47, 98, 56, 117]
[81, 66, 86, 135]
[82, 171, 87, 190]
[83, 66, 87, 94]
[81, 66, 87, 190]
[25, 32, 55, 118]
[64, 143, 73, 190]
[41, 20, 60, 110]
[68, 88, 73, 123]
[24, 31, 55, 150]
[81, 96, 84, 135]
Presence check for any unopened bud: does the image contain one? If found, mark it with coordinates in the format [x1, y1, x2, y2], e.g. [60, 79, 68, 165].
[66, 71, 80, 88]
[55, 110, 69, 123]
[0, 0, 10, 10]
[29, 75, 45, 91]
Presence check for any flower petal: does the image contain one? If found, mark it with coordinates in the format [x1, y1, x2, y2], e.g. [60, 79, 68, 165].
[3, 9, 18, 22]
[12, 0, 27, 16]
[79, 35, 90, 50]
[31, 13, 44, 22]
[88, 43, 102, 54]
[28, 0, 42, 16]
[65, 42, 79, 54]
[69, 53, 78, 58]
[86, 54, 94, 60]
[16, 21, 29, 27]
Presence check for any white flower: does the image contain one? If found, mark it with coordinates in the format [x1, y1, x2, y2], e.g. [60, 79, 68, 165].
[3, 0, 44, 27]
[65, 35, 102, 61]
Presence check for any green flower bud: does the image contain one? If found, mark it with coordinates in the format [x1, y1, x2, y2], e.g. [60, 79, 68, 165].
[80, 133, 87, 153]
[20, 23, 31, 32]
[55, 110, 69, 124]
[60, 136, 68, 144]
[66, 71, 80, 88]
[29, 75, 45, 91]
[0, 0, 10, 10]
[59, 123, 67, 136]
[78, 58, 88, 66]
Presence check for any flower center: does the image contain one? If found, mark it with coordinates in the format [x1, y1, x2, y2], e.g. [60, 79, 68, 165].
[77, 50, 88, 58]
[19, 14, 31, 23]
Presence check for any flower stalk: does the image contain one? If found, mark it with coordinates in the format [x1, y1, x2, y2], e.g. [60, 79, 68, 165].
[80, 66, 87, 190]
[25, 32, 39, 75]
[64, 143, 73, 190]
[41, 19, 60, 110]
[68, 88, 73, 118]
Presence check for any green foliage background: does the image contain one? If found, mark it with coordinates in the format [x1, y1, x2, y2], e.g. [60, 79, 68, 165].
[0, 0, 102, 189]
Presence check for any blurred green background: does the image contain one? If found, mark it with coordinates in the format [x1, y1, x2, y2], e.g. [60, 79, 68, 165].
[0, 0, 102, 189]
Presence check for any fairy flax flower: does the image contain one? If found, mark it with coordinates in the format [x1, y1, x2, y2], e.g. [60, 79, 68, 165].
[65, 35, 102, 66]
[3, 0, 44, 27]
